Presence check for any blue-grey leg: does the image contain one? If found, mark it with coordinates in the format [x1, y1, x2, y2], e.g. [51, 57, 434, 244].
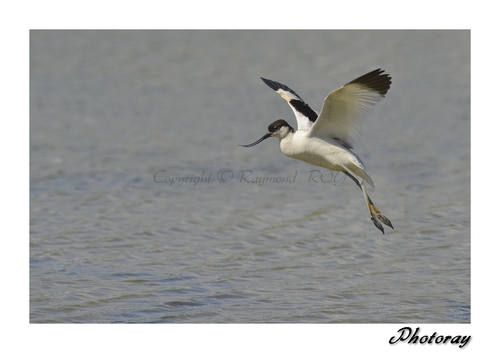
[344, 172, 394, 234]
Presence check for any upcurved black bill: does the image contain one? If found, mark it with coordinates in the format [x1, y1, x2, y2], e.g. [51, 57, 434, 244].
[239, 133, 271, 147]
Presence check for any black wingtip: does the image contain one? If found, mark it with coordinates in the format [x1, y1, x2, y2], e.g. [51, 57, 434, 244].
[260, 77, 305, 101]
[348, 68, 392, 96]
[260, 77, 279, 91]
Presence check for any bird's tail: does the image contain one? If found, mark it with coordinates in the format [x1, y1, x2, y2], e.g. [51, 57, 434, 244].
[344, 164, 374, 188]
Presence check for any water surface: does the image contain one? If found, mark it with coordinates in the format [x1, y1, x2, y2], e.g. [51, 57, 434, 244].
[30, 30, 470, 323]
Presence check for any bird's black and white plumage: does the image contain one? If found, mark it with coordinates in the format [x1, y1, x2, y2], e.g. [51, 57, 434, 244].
[241, 69, 394, 233]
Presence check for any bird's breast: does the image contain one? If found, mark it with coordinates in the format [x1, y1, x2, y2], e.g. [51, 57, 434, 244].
[279, 134, 352, 171]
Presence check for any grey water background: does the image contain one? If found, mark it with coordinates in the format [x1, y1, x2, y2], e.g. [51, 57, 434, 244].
[30, 30, 470, 323]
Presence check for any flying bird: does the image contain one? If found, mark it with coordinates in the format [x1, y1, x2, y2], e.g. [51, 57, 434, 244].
[240, 69, 394, 234]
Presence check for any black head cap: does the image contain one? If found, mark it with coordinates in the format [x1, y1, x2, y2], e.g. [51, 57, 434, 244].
[268, 119, 294, 134]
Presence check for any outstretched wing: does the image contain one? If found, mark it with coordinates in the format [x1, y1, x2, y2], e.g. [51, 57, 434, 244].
[310, 69, 391, 148]
[261, 77, 318, 131]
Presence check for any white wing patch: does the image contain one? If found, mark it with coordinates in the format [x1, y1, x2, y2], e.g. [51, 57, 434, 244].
[276, 88, 316, 131]
[275, 88, 300, 102]
[310, 69, 391, 148]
